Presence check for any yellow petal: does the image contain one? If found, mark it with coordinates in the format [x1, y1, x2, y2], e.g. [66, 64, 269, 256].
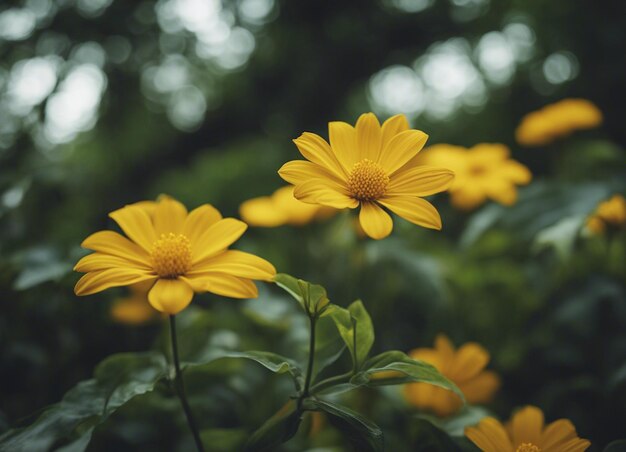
[153, 196, 188, 236]
[558, 438, 591, 452]
[272, 186, 326, 225]
[239, 195, 288, 227]
[148, 278, 194, 314]
[465, 418, 513, 452]
[381, 114, 410, 148]
[293, 132, 347, 180]
[81, 231, 151, 266]
[502, 161, 532, 184]
[329, 121, 358, 171]
[358, 202, 393, 240]
[470, 143, 510, 163]
[541, 419, 577, 450]
[278, 160, 342, 186]
[75, 269, 156, 296]
[379, 196, 442, 230]
[294, 180, 358, 209]
[447, 342, 490, 382]
[192, 218, 248, 264]
[485, 180, 518, 206]
[378, 129, 429, 175]
[450, 187, 488, 211]
[511, 406, 544, 447]
[111, 295, 157, 325]
[109, 205, 157, 252]
[183, 204, 223, 244]
[74, 252, 152, 273]
[458, 370, 500, 405]
[387, 166, 455, 197]
[183, 273, 258, 299]
[355, 112, 383, 161]
[191, 250, 276, 280]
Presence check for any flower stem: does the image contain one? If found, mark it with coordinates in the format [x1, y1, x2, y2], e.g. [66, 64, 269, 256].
[298, 316, 317, 410]
[169, 315, 205, 452]
[309, 370, 353, 394]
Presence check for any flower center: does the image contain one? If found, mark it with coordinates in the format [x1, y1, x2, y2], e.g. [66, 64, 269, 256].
[468, 163, 488, 176]
[150, 233, 192, 278]
[347, 159, 389, 201]
[516, 443, 541, 452]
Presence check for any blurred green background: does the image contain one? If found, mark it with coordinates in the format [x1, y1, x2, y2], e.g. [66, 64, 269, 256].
[1, 0, 625, 450]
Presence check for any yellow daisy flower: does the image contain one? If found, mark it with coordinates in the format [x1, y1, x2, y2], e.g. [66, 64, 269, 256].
[404, 334, 500, 417]
[416, 143, 532, 211]
[74, 196, 276, 314]
[465, 405, 591, 452]
[278, 113, 455, 239]
[110, 280, 159, 325]
[239, 185, 336, 227]
[586, 194, 626, 234]
[516, 98, 603, 147]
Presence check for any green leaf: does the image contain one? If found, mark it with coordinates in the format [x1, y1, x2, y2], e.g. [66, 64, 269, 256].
[0, 352, 167, 452]
[310, 398, 383, 452]
[348, 300, 374, 369]
[244, 402, 302, 452]
[351, 351, 464, 403]
[190, 349, 303, 391]
[326, 304, 356, 367]
[604, 440, 626, 452]
[417, 406, 490, 437]
[313, 314, 347, 379]
[274, 273, 330, 317]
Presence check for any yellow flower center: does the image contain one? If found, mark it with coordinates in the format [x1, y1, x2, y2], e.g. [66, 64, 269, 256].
[516, 443, 541, 452]
[468, 163, 488, 176]
[150, 233, 192, 278]
[347, 159, 389, 201]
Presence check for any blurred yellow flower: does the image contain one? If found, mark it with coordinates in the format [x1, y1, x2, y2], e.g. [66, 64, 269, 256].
[586, 194, 626, 234]
[404, 334, 500, 417]
[110, 280, 158, 325]
[74, 196, 276, 315]
[516, 98, 603, 146]
[465, 405, 591, 452]
[239, 185, 336, 227]
[278, 113, 454, 239]
[416, 143, 531, 211]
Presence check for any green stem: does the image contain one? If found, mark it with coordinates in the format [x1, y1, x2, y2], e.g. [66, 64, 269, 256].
[310, 370, 354, 394]
[169, 315, 205, 452]
[298, 316, 317, 409]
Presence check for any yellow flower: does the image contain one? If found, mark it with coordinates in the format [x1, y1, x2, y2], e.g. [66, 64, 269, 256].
[586, 194, 626, 234]
[110, 280, 158, 325]
[516, 98, 603, 146]
[278, 113, 454, 239]
[465, 405, 591, 452]
[239, 185, 336, 227]
[404, 334, 500, 417]
[74, 196, 276, 314]
[417, 143, 531, 211]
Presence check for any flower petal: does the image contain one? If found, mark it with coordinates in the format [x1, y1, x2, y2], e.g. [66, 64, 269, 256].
[153, 196, 188, 235]
[109, 205, 157, 252]
[81, 231, 151, 265]
[465, 418, 513, 452]
[559, 438, 591, 452]
[381, 114, 409, 147]
[192, 218, 248, 263]
[378, 129, 429, 175]
[356, 112, 383, 161]
[388, 166, 455, 197]
[183, 204, 223, 245]
[447, 342, 490, 382]
[294, 180, 358, 209]
[191, 250, 276, 280]
[74, 252, 152, 273]
[278, 160, 343, 186]
[502, 160, 532, 184]
[183, 273, 259, 299]
[379, 196, 442, 230]
[239, 195, 288, 227]
[358, 202, 393, 240]
[511, 406, 544, 447]
[75, 268, 156, 296]
[541, 419, 577, 450]
[450, 186, 487, 211]
[329, 121, 358, 170]
[293, 132, 347, 180]
[148, 278, 194, 314]
[458, 370, 500, 405]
